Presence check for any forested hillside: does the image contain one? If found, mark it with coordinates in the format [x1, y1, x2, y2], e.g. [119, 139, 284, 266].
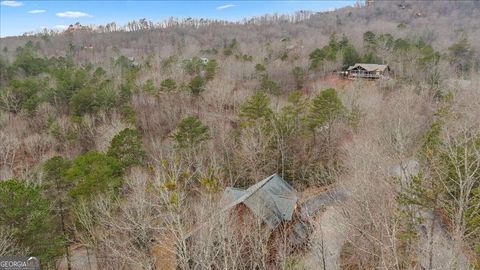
[0, 1, 479, 269]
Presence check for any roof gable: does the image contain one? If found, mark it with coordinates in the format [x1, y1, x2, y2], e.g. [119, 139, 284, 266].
[222, 187, 246, 203]
[348, 63, 389, 72]
[221, 174, 298, 229]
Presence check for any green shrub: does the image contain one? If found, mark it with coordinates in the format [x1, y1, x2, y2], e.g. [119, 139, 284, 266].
[239, 91, 273, 122]
[43, 156, 72, 190]
[0, 178, 48, 236]
[0, 56, 14, 83]
[50, 67, 89, 104]
[418, 45, 440, 67]
[42, 156, 74, 262]
[342, 45, 360, 69]
[0, 179, 63, 263]
[69, 85, 117, 116]
[0, 78, 43, 114]
[66, 151, 123, 200]
[255, 63, 266, 72]
[189, 75, 206, 95]
[115, 56, 140, 83]
[13, 45, 49, 76]
[171, 116, 210, 149]
[394, 38, 411, 51]
[161, 55, 177, 71]
[183, 57, 203, 75]
[93, 67, 106, 79]
[223, 39, 238, 56]
[360, 52, 381, 64]
[143, 79, 156, 93]
[309, 48, 326, 69]
[260, 76, 281, 95]
[119, 82, 133, 103]
[309, 34, 346, 69]
[236, 54, 253, 61]
[306, 88, 344, 131]
[223, 47, 233, 56]
[448, 38, 475, 74]
[292, 66, 305, 89]
[120, 105, 137, 124]
[115, 55, 136, 69]
[160, 78, 177, 92]
[205, 59, 218, 81]
[363, 31, 377, 51]
[107, 128, 145, 167]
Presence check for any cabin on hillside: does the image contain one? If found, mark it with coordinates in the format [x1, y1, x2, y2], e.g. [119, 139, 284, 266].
[221, 174, 298, 229]
[180, 174, 312, 268]
[346, 63, 390, 80]
[184, 174, 299, 242]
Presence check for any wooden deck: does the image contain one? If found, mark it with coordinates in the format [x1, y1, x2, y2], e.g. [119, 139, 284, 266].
[348, 73, 384, 79]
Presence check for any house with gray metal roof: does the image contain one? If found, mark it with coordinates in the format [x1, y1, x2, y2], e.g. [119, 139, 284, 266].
[221, 174, 298, 229]
[346, 63, 390, 79]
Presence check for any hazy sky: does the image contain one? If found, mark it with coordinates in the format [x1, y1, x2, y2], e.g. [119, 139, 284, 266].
[0, 1, 355, 37]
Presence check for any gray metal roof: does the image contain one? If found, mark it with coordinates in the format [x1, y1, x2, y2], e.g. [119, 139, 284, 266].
[347, 63, 389, 72]
[221, 174, 298, 229]
[221, 187, 246, 203]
